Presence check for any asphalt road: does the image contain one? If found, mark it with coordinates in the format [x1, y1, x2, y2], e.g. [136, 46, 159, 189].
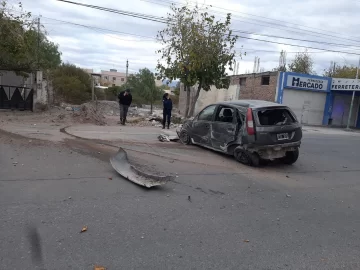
[0, 131, 360, 270]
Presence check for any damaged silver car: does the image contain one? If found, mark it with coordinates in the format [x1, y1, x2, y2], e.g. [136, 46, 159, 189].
[177, 100, 302, 166]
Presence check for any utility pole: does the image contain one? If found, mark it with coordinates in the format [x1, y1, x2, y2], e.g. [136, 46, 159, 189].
[37, 16, 41, 70]
[91, 75, 94, 101]
[126, 59, 129, 82]
[346, 57, 360, 130]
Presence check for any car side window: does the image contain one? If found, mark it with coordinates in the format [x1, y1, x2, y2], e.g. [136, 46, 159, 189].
[198, 105, 217, 121]
[215, 107, 234, 123]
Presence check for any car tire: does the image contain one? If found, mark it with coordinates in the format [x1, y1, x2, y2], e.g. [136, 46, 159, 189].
[179, 130, 192, 145]
[234, 148, 260, 167]
[259, 158, 270, 166]
[281, 149, 299, 165]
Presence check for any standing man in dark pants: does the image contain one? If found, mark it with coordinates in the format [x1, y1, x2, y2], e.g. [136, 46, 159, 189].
[162, 93, 173, 129]
[118, 89, 132, 125]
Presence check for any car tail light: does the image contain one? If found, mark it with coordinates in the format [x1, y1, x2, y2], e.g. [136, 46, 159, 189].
[246, 108, 255, 135]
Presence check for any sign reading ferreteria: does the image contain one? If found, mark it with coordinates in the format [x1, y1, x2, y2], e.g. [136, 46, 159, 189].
[286, 75, 329, 91]
[331, 78, 360, 91]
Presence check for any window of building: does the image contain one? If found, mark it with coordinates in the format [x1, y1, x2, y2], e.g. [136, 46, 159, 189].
[113, 77, 116, 81]
[121, 78, 125, 82]
[239, 78, 246, 86]
[104, 76, 108, 80]
[261, 76, 270, 85]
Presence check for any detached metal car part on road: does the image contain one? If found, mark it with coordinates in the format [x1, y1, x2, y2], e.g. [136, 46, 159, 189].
[177, 100, 302, 166]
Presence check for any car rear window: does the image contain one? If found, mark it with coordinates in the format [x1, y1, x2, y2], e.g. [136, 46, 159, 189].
[257, 108, 296, 126]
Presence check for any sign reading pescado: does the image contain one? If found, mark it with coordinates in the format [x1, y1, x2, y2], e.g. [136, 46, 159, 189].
[331, 78, 360, 91]
[286, 75, 328, 90]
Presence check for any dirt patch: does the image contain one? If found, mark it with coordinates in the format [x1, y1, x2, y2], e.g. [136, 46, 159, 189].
[0, 128, 54, 147]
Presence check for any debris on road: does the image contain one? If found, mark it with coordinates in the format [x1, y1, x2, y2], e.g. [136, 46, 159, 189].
[188, 195, 191, 202]
[244, 240, 250, 243]
[80, 226, 88, 233]
[110, 148, 173, 188]
[94, 266, 106, 270]
[108, 177, 113, 180]
[158, 134, 170, 142]
[158, 130, 179, 142]
[286, 194, 292, 198]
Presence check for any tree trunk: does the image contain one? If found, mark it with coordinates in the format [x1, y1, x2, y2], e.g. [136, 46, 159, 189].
[185, 85, 190, 118]
[188, 83, 202, 118]
[150, 100, 153, 115]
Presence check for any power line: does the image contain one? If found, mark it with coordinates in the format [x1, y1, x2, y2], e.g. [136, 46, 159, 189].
[237, 36, 360, 56]
[56, 0, 167, 24]
[40, 17, 158, 41]
[240, 49, 326, 54]
[143, 0, 360, 45]
[42, 17, 335, 55]
[148, 0, 360, 42]
[232, 30, 360, 50]
[54, 0, 360, 56]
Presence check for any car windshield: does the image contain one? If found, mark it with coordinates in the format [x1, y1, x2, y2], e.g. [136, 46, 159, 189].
[257, 108, 296, 126]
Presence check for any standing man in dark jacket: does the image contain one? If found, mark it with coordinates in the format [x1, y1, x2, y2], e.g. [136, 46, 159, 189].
[162, 93, 173, 129]
[118, 89, 132, 125]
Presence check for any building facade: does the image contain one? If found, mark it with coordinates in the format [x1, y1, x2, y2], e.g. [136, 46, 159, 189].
[179, 71, 360, 128]
[276, 72, 360, 128]
[100, 69, 127, 87]
[178, 71, 279, 116]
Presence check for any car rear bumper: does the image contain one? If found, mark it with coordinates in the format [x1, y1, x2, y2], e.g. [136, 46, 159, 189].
[245, 141, 301, 159]
[247, 141, 301, 150]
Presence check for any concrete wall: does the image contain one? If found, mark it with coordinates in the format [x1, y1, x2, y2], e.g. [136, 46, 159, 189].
[194, 85, 239, 115]
[178, 84, 197, 116]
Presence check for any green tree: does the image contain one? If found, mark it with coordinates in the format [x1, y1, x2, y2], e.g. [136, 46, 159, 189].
[0, 1, 61, 72]
[156, 4, 239, 117]
[127, 68, 164, 113]
[288, 50, 314, 74]
[174, 81, 180, 96]
[324, 63, 358, 78]
[51, 63, 92, 104]
[105, 85, 124, 100]
[158, 84, 170, 91]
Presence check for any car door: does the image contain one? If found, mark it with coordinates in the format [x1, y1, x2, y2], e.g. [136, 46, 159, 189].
[191, 104, 217, 146]
[211, 106, 239, 150]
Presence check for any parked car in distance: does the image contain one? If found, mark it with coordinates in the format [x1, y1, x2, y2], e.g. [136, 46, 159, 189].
[177, 100, 302, 166]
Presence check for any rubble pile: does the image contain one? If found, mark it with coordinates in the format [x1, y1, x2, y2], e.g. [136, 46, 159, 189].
[72, 102, 106, 126]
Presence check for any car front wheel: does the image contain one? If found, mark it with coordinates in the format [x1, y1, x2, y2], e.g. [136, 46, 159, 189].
[281, 149, 299, 165]
[179, 129, 192, 145]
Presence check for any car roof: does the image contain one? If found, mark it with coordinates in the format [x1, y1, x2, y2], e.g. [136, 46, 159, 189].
[215, 100, 283, 109]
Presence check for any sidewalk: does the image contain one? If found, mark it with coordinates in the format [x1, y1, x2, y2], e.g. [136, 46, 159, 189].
[302, 126, 360, 137]
[0, 122, 70, 141]
[65, 125, 165, 143]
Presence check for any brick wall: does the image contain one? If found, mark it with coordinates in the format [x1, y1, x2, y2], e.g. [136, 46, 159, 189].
[178, 71, 279, 116]
[238, 71, 278, 101]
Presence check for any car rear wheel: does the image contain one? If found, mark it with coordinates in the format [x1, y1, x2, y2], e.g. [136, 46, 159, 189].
[281, 149, 299, 165]
[179, 130, 192, 145]
[234, 147, 260, 167]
